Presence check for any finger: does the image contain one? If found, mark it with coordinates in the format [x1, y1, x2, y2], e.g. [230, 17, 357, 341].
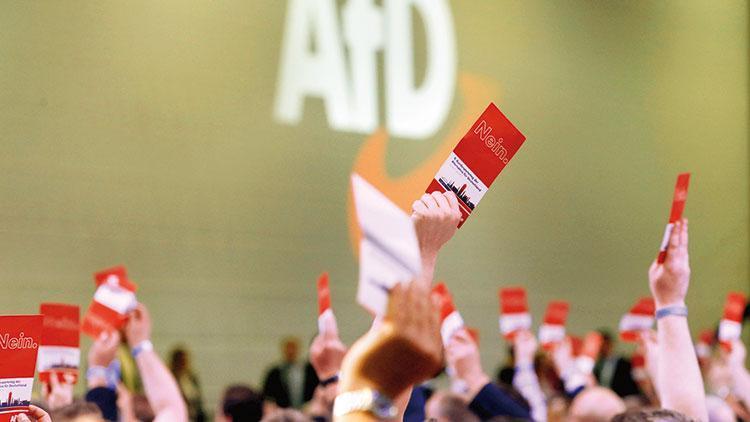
[420, 193, 439, 210]
[681, 218, 689, 252]
[667, 220, 681, 255]
[63, 372, 76, 384]
[445, 191, 460, 213]
[321, 315, 339, 339]
[431, 191, 450, 211]
[49, 372, 61, 389]
[412, 200, 428, 216]
[27, 405, 50, 419]
[106, 330, 121, 349]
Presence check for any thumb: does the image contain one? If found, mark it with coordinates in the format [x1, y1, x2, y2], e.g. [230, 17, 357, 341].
[49, 372, 61, 390]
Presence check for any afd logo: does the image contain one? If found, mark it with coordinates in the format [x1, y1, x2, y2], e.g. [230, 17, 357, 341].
[274, 0, 457, 140]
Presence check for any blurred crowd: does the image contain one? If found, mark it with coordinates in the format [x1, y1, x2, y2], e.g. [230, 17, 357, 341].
[13, 191, 750, 422]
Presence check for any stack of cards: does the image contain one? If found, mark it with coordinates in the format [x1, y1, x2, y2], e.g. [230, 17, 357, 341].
[718, 292, 746, 350]
[619, 297, 655, 342]
[657, 173, 691, 263]
[0, 315, 43, 421]
[538, 301, 570, 350]
[81, 266, 138, 338]
[426, 103, 526, 228]
[432, 283, 464, 346]
[38, 304, 80, 384]
[351, 174, 422, 316]
[498, 287, 531, 340]
[317, 272, 336, 334]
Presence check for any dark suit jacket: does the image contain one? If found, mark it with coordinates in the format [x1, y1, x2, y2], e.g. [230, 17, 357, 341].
[594, 356, 640, 397]
[261, 361, 319, 408]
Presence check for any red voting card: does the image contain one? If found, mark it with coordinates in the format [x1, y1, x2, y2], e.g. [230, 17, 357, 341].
[317, 272, 336, 334]
[81, 266, 138, 338]
[538, 301, 569, 350]
[432, 283, 464, 346]
[657, 173, 691, 263]
[317, 272, 331, 316]
[570, 336, 583, 356]
[619, 297, 655, 342]
[38, 304, 79, 385]
[630, 351, 647, 381]
[718, 292, 746, 350]
[0, 315, 43, 421]
[427, 103, 526, 228]
[498, 287, 531, 340]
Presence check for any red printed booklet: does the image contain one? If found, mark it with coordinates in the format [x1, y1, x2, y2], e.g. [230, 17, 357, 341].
[538, 301, 570, 350]
[0, 315, 43, 421]
[317, 272, 336, 334]
[498, 287, 531, 340]
[81, 266, 138, 338]
[618, 297, 655, 342]
[427, 103, 526, 228]
[718, 292, 746, 350]
[657, 173, 690, 263]
[432, 283, 464, 346]
[38, 304, 80, 384]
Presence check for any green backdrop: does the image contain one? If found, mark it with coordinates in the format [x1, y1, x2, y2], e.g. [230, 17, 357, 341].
[1, 0, 747, 412]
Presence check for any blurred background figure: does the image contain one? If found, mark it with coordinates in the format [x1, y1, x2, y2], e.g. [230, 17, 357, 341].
[594, 329, 639, 397]
[169, 345, 206, 422]
[261, 337, 318, 409]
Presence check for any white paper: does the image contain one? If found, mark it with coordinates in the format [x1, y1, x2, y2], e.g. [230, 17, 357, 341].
[352, 174, 421, 315]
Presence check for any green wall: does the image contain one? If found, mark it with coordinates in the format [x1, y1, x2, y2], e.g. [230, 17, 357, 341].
[1, 0, 747, 412]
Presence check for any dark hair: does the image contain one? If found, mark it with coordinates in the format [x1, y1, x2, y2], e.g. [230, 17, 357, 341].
[435, 393, 480, 422]
[49, 399, 103, 421]
[612, 409, 694, 422]
[222, 384, 264, 422]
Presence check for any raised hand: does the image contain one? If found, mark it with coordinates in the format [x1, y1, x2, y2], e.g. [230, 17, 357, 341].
[89, 330, 121, 367]
[446, 328, 489, 399]
[648, 219, 690, 308]
[41, 373, 74, 410]
[411, 192, 461, 284]
[338, 281, 442, 400]
[513, 330, 538, 366]
[310, 317, 348, 380]
[124, 303, 152, 347]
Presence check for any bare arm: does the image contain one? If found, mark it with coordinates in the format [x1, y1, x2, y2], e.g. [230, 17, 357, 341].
[649, 219, 707, 420]
[125, 304, 188, 422]
[411, 191, 461, 286]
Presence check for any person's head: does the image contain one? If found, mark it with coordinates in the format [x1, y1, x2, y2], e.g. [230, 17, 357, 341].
[169, 345, 191, 375]
[281, 337, 300, 363]
[569, 387, 626, 422]
[598, 329, 614, 358]
[611, 409, 693, 421]
[425, 390, 480, 422]
[217, 384, 263, 422]
[49, 400, 104, 422]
